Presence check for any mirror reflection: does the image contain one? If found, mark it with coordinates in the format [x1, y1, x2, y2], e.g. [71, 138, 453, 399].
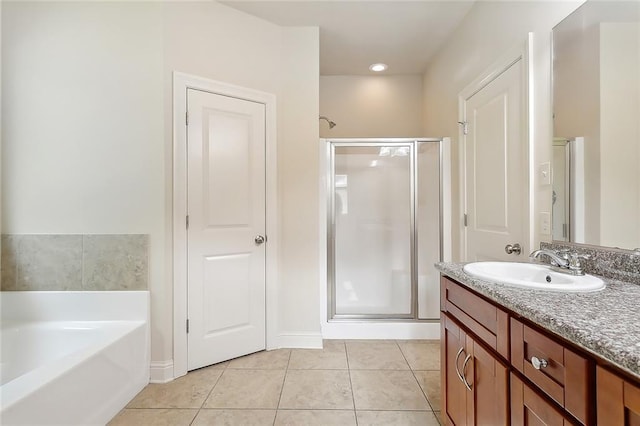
[552, 0, 640, 250]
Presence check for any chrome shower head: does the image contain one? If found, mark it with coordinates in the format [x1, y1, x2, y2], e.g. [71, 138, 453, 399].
[319, 115, 337, 129]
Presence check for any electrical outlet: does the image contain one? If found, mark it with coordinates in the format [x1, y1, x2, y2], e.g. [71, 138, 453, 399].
[540, 212, 551, 235]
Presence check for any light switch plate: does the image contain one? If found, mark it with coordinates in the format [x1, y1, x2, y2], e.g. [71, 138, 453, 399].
[539, 162, 551, 185]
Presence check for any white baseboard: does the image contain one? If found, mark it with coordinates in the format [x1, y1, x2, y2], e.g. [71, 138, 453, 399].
[321, 321, 441, 340]
[149, 360, 174, 383]
[278, 332, 323, 349]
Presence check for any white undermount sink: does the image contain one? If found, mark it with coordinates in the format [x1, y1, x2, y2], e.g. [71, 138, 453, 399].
[462, 261, 605, 292]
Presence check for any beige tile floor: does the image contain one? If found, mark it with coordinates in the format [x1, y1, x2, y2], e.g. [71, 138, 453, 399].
[110, 340, 442, 426]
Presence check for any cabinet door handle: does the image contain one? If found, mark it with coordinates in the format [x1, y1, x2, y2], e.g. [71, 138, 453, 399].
[462, 354, 473, 391]
[455, 347, 466, 384]
[531, 356, 548, 370]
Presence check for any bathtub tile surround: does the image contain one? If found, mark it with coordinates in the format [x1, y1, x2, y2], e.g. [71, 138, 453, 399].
[0, 234, 148, 291]
[110, 340, 443, 425]
[83, 234, 148, 290]
[541, 242, 640, 285]
[2, 234, 83, 291]
[1, 235, 18, 289]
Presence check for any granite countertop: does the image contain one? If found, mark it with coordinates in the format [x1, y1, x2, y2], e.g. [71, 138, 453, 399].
[436, 262, 640, 381]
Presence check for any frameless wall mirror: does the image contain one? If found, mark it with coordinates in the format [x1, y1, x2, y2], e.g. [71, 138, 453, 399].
[552, 0, 640, 250]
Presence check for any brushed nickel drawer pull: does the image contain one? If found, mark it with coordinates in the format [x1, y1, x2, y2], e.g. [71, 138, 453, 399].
[531, 356, 548, 370]
[462, 354, 473, 391]
[455, 347, 465, 384]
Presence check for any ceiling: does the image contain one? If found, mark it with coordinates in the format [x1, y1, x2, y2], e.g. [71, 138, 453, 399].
[220, 1, 476, 75]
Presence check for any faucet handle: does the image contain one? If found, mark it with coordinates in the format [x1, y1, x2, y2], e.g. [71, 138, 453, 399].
[567, 252, 590, 274]
[557, 248, 571, 259]
[569, 252, 590, 261]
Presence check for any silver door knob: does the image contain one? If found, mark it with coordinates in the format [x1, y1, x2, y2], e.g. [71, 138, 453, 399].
[254, 235, 266, 245]
[505, 243, 522, 255]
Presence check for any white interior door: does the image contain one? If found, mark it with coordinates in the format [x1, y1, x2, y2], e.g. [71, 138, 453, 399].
[463, 58, 527, 261]
[187, 88, 266, 371]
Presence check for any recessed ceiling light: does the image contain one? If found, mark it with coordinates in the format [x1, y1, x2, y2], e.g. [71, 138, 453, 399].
[369, 63, 388, 72]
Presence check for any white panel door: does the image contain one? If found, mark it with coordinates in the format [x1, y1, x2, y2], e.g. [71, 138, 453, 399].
[187, 88, 266, 371]
[464, 59, 527, 261]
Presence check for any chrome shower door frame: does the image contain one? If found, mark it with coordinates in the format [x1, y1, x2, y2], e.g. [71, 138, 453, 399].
[326, 138, 444, 322]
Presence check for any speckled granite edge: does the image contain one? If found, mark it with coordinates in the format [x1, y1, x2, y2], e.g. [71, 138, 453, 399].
[542, 242, 640, 285]
[436, 262, 640, 381]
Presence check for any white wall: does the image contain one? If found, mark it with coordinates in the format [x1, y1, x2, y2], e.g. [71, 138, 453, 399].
[2, 1, 320, 371]
[277, 27, 321, 344]
[422, 1, 584, 260]
[320, 75, 423, 138]
[2, 2, 164, 234]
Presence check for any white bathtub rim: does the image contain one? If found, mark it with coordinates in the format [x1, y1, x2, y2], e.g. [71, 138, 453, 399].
[0, 320, 146, 412]
[0, 291, 149, 323]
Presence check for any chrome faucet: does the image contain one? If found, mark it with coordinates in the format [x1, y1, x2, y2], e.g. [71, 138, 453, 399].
[529, 249, 590, 276]
[530, 249, 570, 268]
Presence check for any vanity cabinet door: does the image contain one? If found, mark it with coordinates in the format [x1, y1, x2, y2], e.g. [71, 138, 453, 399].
[597, 366, 640, 425]
[466, 333, 509, 425]
[442, 314, 509, 425]
[511, 373, 574, 425]
[443, 314, 470, 425]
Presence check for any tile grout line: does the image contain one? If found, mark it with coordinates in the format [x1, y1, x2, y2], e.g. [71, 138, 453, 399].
[344, 340, 359, 426]
[273, 349, 293, 425]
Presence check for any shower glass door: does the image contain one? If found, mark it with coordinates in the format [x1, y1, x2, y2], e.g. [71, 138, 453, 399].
[329, 143, 414, 319]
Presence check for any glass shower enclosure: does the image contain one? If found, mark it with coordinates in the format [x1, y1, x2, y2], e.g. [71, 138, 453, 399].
[326, 139, 443, 321]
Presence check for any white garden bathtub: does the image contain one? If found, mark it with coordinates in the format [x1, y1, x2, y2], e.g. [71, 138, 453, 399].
[0, 291, 149, 425]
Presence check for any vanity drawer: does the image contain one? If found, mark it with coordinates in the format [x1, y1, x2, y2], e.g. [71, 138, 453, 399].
[511, 318, 592, 425]
[440, 276, 509, 360]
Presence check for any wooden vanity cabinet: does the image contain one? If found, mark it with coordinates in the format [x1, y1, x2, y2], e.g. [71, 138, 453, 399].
[441, 276, 509, 425]
[441, 276, 595, 425]
[597, 366, 640, 425]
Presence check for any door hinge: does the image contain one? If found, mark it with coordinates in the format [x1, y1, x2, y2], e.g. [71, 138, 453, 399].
[463, 213, 468, 227]
[186, 319, 190, 334]
[458, 121, 468, 135]
[186, 215, 190, 229]
[186, 111, 189, 126]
